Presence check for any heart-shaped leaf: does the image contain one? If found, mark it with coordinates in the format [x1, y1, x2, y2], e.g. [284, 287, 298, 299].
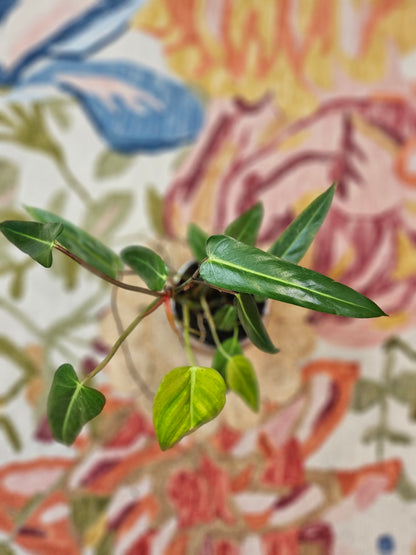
[268, 183, 336, 262]
[187, 222, 208, 262]
[0, 220, 63, 267]
[234, 293, 278, 353]
[226, 355, 259, 411]
[153, 365, 226, 450]
[213, 304, 238, 332]
[47, 364, 106, 445]
[200, 235, 386, 318]
[211, 336, 243, 378]
[25, 206, 123, 278]
[225, 202, 263, 246]
[121, 245, 169, 291]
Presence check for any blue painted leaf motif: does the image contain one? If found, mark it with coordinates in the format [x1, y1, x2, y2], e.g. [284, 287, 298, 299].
[18, 60, 205, 153]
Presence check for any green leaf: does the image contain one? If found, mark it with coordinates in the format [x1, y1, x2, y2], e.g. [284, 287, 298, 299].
[0, 220, 63, 267]
[121, 245, 169, 291]
[47, 364, 106, 445]
[25, 206, 123, 278]
[351, 378, 384, 412]
[212, 336, 243, 378]
[234, 293, 278, 353]
[153, 365, 226, 450]
[213, 304, 237, 332]
[390, 372, 416, 405]
[225, 202, 263, 245]
[268, 183, 336, 262]
[94, 150, 134, 179]
[200, 235, 386, 318]
[187, 222, 208, 262]
[226, 355, 259, 411]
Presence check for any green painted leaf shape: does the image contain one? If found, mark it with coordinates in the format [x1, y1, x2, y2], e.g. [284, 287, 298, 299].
[268, 183, 336, 262]
[0, 220, 63, 268]
[212, 336, 242, 379]
[225, 202, 263, 245]
[200, 235, 386, 318]
[25, 206, 123, 278]
[390, 372, 416, 405]
[121, 245, 169, 291]
[213, 304, 237, 332]
[234, 293, 278, 353]
[351, 378, 384, 412]
[226, 355, 259, 411]
[47, 363, 106, 445]
[153, 365, 226, 450]
[187, 222, 208, 262]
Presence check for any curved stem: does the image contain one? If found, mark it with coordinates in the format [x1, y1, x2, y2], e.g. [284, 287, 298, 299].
[54, 243, 164, 297]
[200, 294, 230, 359]
[82, 297, 164, 385]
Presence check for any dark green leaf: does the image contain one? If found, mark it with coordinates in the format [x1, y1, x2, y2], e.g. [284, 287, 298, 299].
[226, 355, 259, 411]
[225, 202, 263, 245]
[25, 206, 123, 278]
[212, 336, 243, 378]
[0, 220, 63, 267]
[234, 293, 278, 353]
[200, 235, 386, 318]
[47, 364, 106, 445]
[153, 365, 226, 450]
[268, 183, 336, 262]
[351, 378, 384, 412]
[187, 222, 208, 262]
[121, 245, 169, 291]
[213, 304, 237, 332]
[94, 150, 134, 179]
[390, 372, 416, 405]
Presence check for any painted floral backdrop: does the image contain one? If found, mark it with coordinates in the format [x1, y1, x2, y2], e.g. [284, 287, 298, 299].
[1, 1, 416, 554]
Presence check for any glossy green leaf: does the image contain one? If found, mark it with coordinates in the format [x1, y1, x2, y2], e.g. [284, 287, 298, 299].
[187, 222, 208, 262]
[47, 364, 106, 446]
[211, 336, 243, 378]
[213, 304, 237, 332]
[25, 206, 123, 278]
[200, 235, 386, 318]
[268, 183, 336, 262]
[225, 202, 263, 245]
[0, 220, 63, 267]
[226, 355, 259, 411]
[153, 365, 226, 450]
[121, 245, 169, 291]
[234, 293, 278, 353]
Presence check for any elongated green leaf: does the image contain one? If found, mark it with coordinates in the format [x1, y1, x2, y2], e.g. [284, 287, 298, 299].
[25, 206, 123, 278]
[212, 336, 243, 378]
[268, 183, 336, 262]
[153, 365, 226, 450]
[0, 220, 63, 267]
[226, 355, 259, 411]
[234, 293, 278, 353]
[351, 378, 384, 412]
[200, 235, 386, 318]
[225, 202, 263, 245]
[187, 222, 208, 262]
[213, 304, 237, 332]
[121, 245, 169, 291]
[47, 364, 106, 445]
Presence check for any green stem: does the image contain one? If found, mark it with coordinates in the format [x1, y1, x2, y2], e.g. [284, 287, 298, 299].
[183, 303, 197, 366]
[82, 297, 164, 385]
[54, 243, 164, 297]
[200, 294, 230, 359]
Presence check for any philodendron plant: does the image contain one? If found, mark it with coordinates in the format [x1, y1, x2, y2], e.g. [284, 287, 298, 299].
[0, 184, 386, 450]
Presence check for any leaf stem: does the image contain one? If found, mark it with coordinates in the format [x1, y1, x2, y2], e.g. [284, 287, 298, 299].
[200, 294, 230, 359]
[54, 243, 164, 297]
[183, 303, 197, 366]
[82, 297, 164, 385]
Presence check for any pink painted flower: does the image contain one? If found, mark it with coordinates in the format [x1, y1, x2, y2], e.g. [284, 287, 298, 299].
[164, 90, 416, 347]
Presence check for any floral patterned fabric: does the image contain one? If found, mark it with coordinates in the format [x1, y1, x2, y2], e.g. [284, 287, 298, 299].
[1, 1, 416, 554]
